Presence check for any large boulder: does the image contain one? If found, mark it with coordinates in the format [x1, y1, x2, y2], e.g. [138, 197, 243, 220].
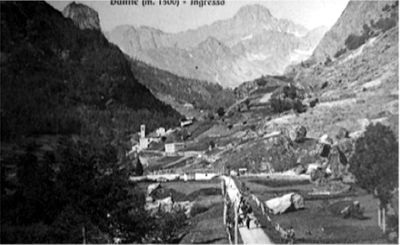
[289, 125, 307, 143]
[265, 193, 304, 215]
[319, 134, 333, 145]
[342, 172, 356, 183]
[306, 163, 321, 175]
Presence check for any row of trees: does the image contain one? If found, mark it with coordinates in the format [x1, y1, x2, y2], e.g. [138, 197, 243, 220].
[269, 84, 306, 114]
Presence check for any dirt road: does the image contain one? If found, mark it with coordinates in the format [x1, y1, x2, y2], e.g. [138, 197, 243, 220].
[222, 176, 274, 244]
[239, 226, 273, 244]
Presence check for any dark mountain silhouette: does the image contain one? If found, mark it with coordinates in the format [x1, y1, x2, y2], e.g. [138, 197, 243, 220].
[0, 1, 180, 141]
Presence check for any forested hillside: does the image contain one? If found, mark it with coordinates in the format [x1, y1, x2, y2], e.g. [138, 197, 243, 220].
[1, 1, 180, 143]
[0, 1, 184, 243]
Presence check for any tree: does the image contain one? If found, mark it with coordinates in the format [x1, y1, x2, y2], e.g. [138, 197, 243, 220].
[217, 107, 225, 117]
[1, 138, 151, 243]
[178, 128, 190, 141]
[135, 158, 144, 176]
[146, 209, 187, 243]
[349, 123, 398, 231]
[209, 140, 216, 149]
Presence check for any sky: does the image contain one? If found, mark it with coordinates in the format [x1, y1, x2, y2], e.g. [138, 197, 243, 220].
[48, 0, 349, 33]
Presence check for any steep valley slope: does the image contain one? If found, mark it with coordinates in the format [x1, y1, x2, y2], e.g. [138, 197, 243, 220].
[194, 0, 399, 173]
[0, 1, 181, 143]
[62, 2, 236, 118]
[129, 58, 236, 118]
[286, 0, 399, 137]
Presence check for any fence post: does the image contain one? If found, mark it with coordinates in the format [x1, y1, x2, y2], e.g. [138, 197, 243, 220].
[234, 202, 238, 244]
[222, 180, 227, 225]
[382, 207, 386, 233]
[223, 200, 227, 225]
[378, 206, 382, 228]
[82, 226, 86, 244]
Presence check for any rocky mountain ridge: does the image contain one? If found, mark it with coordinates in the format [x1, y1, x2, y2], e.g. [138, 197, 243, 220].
[107, 4, 327, 87]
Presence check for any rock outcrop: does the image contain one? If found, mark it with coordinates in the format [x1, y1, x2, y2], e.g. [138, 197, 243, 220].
[62, 2, 100, 30]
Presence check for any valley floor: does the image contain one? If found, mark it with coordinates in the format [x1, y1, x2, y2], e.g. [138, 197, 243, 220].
[238, 177, 394, 244]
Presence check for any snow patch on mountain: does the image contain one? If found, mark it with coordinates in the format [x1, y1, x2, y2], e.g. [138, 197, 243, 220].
[289, 48, 313, 63]
[241, 34, 254, 41]
[247, 53, 269, 61]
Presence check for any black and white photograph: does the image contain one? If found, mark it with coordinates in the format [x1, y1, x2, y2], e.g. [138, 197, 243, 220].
[0, 0, 399, 243]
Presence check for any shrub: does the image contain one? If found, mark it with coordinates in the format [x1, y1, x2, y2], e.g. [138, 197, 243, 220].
[135, 158, 144, 176]
[382, 4, 391, 12]
[371, 17, 397, 32]
[256, 78, 267, 87]
[334, 48, 347, 58]
[217, 107, 225, 117]
[293, 99, 306, 113]
[270, 97, 292, 113]
[149, 209, 187, 243]
[207, 112, 215, 120]
[270, 97, 305, 114]
[345, 33, 369, 50]
[282, 85, 297, 99]
[189, 204, 209, 217]
[324, 57, 332, 66]
[209, 140, 216, 149]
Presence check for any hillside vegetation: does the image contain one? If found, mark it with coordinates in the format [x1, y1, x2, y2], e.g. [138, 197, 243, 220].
[1, 2, 184, 243]
[1, 1, 180, 143]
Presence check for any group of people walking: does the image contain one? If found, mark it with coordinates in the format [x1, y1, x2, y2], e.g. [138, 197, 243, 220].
[238, 196, 256, 229]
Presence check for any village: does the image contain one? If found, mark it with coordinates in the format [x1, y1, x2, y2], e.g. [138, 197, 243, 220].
[127, 106, 398, 244]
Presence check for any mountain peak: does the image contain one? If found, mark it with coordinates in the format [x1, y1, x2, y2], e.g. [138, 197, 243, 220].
[234, 4, 273, 21]
[63, 1, 100, 30]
